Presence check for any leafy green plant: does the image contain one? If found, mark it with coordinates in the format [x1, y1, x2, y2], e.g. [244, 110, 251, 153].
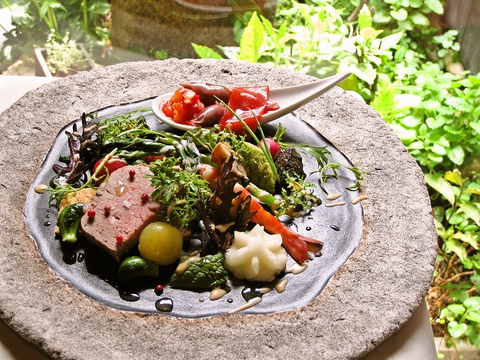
[0, 0, 110, 71]
[437, 297, 480, 348]
[192, 0, 480, 349]
[427, 170, 480, 345]
[45, 30, 92, 76]
[369, 0, 444, 31]
[193, 2, 403, 102]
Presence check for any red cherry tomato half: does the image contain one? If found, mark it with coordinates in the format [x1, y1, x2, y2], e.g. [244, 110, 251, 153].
[92, 156, 128, 185]
[218, 86, 271, 135]
[161, 87, 204, 125]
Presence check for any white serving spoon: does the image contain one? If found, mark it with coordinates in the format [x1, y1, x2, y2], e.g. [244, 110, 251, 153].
[151, 72, 351, 131]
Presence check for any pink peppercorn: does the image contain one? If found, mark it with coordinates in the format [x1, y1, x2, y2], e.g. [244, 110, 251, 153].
[154, 284, 164, 295]
[116, 234, 124, 244]
[141, 193, 149, 202]
[129, 169, 136, 178]
[87, 209, 96, 218]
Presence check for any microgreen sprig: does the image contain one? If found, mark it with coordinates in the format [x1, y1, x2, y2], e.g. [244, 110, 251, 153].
[45, 148, 118, 204]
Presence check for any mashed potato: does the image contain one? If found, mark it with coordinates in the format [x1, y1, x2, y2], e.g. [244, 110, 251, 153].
[224, 224, 287, 282]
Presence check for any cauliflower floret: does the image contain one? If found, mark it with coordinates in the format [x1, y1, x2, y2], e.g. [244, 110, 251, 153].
[224, 224, 287, 282]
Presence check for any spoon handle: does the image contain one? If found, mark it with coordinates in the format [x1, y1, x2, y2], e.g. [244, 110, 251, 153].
[261, 72, 351, 124]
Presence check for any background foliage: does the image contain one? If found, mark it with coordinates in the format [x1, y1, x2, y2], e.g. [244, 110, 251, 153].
[194, 0, 480, 348]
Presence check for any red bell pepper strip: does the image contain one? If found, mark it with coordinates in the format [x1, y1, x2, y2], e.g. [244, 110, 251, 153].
[219, 86, 273, 135]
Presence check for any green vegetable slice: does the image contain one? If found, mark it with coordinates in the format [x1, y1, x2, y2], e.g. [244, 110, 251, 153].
[169, 253, 228, 290]
[58, 203, 84, 243]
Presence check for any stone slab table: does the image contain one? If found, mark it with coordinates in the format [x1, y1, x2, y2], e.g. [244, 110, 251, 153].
[0, 59, 438, 359]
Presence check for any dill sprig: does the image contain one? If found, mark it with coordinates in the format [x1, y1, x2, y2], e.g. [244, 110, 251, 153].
[273, 124, 366, 194]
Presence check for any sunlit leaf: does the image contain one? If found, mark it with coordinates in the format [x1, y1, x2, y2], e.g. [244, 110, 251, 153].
[379, 31, 404, 50]
[459, 203, 480, 226]
[425, 173, 455, 205]
[453, 231, 478, 250]
[444, 170, 462, 186]
[465, 311, 480, 323]
[445, 96, 471, 112]
[191, 44, 223, 59]
[448, 321, 468, 338]
[409, 11, 430, 26]
[431, 143, 447, 155]
[470, 122, 480, 134]
[394, 94, 423, 108]
[390, 8, 408, 21]
[358, 5, 372, 30]
[239, 12, 265, 63]
[464, 297, 480, 310]
[447, 146, 465, 166]
[444, 238, 467, 262]
[426, 116, 445, 129]
[447, 304, 466, 315]
[425, 0, 444, 14]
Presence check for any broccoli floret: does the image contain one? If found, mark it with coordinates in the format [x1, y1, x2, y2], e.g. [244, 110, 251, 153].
[58, 202, 84, 243]
[234, 142, 276, 193]
[169, 252, 228, 290]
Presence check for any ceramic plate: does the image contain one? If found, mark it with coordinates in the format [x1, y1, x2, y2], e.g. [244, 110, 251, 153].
[25, 98, 363, 317]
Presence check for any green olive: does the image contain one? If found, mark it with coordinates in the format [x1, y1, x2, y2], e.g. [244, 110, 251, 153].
[138, 222, 183, 266]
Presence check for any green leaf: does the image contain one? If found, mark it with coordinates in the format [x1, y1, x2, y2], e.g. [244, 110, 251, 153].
[431, 143, 447, 155]
[408, 141, 424, 150]
[358, 4, 372, 30]
[471, 275, 480, 289]
[446, 96, 472, 112]
[394, 94, 423, 109]
[445, 170, 463, 186]
[464, 297, 480, 310]
[470, 122, 480, 134]
[191, 44, 223, 59]
[447, 304, 466, 315]
[379, 31, 404, 50]
[405, 0, 423, 8]
[390, 8, 408, 21]
[352, 63, 377, 85]
[447, 145, 465, 166]
[400, 115, 422, 128]
[389, 124, 417, 143]
[453, 231, 478, 250]
[422, 99, 442, 111]
[239, 12, 266, 63]
[426, 116, 445, 129]
[425, 173, 456, 206]
[445, 238, 468, 262]
[448, 321, 468, 338]
[409, 11, 430, 26]
[465, 311, 480, 323]
[459, 203, 480, 226]
[424, 0, 444, 14]
[444, 124, 463, 135]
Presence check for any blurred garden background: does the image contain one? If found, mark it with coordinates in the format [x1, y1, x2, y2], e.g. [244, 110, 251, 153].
[1, 0, 480, 351]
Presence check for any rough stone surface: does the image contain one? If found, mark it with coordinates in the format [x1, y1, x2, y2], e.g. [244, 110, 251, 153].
[0, 59, 438, 359]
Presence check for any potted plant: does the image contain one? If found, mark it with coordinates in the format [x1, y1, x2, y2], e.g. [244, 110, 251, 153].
[34, 31, 96, 77]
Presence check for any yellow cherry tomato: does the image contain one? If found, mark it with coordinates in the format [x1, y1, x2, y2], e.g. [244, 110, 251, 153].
[138, 222, 183, 266]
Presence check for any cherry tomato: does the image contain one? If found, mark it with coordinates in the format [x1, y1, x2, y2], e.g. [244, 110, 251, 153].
[162, 87, 204, 125]
[218, 86, 271, 135]
[92, 156, 128, 185]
